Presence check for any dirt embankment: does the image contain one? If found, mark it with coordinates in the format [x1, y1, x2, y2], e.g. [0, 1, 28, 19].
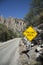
[19, 40, 38, 65]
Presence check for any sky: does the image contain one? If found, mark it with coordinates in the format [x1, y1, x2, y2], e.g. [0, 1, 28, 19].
[0, 0, 31, 19]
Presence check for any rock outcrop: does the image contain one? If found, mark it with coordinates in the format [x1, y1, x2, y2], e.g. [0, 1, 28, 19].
[0, 16, 27, 34]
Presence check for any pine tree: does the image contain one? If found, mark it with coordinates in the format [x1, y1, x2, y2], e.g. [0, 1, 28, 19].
[24, 0, 43, 26]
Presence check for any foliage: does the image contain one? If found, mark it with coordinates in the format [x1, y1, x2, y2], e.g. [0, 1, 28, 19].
[24, 0, 43, 27]
[0, 24, 17, 42]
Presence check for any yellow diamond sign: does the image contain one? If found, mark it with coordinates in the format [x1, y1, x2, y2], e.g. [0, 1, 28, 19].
[23, 26, 38, 41]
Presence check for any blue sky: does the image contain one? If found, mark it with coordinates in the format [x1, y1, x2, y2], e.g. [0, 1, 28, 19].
[0, 0, 31, 18]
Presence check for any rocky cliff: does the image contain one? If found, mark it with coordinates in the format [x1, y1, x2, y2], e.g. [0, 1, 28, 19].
[0, 16, 27, 34]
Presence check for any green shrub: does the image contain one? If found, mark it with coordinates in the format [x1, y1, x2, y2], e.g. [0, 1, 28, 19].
[0, 24, 17, 42]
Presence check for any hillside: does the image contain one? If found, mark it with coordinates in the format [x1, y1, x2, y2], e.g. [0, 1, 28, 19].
[0, 16, 27, 34]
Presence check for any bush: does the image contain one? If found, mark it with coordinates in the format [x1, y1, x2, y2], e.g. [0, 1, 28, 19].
[0, 24, 17, 42]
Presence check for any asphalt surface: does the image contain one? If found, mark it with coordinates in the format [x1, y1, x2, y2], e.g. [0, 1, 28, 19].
[0, 38, 21, 65]
[0, 38, 38, 65]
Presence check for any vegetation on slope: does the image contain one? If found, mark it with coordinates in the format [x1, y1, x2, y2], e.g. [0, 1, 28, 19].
[0, 24, 17, 42]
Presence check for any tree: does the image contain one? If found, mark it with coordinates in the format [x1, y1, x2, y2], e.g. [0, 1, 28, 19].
[24, 0, 43, 26]
[0, 24, 17, 42]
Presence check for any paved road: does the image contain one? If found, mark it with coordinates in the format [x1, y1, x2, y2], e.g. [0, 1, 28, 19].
[0, 38, 21, 65]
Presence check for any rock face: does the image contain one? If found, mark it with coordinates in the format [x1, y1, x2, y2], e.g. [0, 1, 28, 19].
[19, 40, 38, 65]
[0, 16, 27, 33]
[0, 16, 4, 24]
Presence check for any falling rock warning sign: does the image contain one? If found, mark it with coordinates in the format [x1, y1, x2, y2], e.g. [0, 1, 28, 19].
[23, 26, 38, 41]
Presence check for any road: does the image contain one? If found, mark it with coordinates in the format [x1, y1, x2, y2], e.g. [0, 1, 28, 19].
[0, 38, 38, 65]
[0, 38, 21, 65]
